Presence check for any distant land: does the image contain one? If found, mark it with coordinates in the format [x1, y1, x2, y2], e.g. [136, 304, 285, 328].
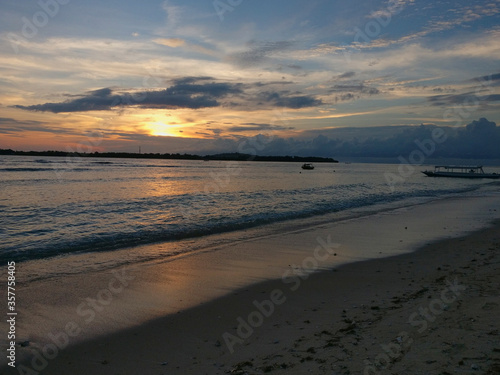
[0, 149, 338, 163]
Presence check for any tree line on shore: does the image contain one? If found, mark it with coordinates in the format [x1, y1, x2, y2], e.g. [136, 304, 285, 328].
[0, 149, 338, 163]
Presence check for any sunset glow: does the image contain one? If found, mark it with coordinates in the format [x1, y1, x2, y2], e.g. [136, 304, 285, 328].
[0, 0, 499, 154]
[147, 121, 184, 138]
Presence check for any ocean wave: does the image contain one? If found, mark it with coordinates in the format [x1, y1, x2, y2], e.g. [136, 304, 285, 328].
[1, 167, 56, 172]
[0, 167, 94, 172]
[0, 184, 480, 264]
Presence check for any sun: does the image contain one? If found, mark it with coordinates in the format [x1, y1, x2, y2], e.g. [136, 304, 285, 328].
[147, 121, 182, 137]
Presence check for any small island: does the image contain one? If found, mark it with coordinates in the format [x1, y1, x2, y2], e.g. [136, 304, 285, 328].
[0, 149, 339, 163]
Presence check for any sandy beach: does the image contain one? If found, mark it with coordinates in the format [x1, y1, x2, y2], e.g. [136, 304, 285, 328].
[2, 195, 500, 375]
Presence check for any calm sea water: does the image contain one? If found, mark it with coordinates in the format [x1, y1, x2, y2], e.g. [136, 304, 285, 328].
[1, 155, 499, 265]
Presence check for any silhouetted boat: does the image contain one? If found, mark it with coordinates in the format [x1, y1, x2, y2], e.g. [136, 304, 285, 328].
[301, 163, 314, 170]
[422, 165, 500, 179]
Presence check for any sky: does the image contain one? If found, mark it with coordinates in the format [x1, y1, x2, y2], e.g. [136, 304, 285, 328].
[0, 0, 499, 155]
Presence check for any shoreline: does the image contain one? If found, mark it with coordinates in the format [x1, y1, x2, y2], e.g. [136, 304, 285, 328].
[5, 218, 500, 374]
[0, 152, 338, 163]
[2, 193, 500, 374]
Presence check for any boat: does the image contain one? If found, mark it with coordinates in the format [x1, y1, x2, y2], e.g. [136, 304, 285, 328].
[301, 163, 314, 170]
[422, 165, 500, 179]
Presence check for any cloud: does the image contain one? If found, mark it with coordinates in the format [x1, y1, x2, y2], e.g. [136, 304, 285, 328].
[330, 83, 379, 94]
[200, 119, 500, 159]
[465, 117, 496, 133]
[352, 2, 500, 51]
[296, 43, 346, 59]
[0, 117, 77, 135]
[367, 0, 415, 19]
[252, 81, 295, 87]
[166, 79, 243, 98]
[153, 38, 218, 57]
[12, 74, 324, 113]
[161, 0, 183, 32]
[153, 38, 185, 48]
[427, 92, 500, 107]
[328, 82, 381, 102]
[185, 43, 218, 57]
[257, 91, 323, 109]
[336, 71, 356, 80]
[228, 40, 296, 67]
[470, 73, 500, 86]
[88, 88, 113, 97]
[14, 88, 126, 113]
[224, 122, 294, 132]
[13, 79, 244, 113]
[171, 76, 214, 85]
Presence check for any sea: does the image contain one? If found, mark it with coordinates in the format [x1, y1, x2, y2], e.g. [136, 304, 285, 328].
[2, 155, 500, 279]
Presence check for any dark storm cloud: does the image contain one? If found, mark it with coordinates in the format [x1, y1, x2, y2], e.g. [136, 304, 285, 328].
[165, 77, 245, 98]
[13, 76, 324, 113]
[257, 91, 323, 108]
[204, 118, 500, 159]
[14, 77, 323, 113]
[13, 79, 244, 113]
[89, 87, 113, 97]
[14, 88, 123, 113]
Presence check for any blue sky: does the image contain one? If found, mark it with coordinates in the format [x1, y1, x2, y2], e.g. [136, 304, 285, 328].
[0, 0, 499, 153]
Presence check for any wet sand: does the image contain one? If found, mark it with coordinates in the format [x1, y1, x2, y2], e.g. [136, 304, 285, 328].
[2, 195, 500, 374]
